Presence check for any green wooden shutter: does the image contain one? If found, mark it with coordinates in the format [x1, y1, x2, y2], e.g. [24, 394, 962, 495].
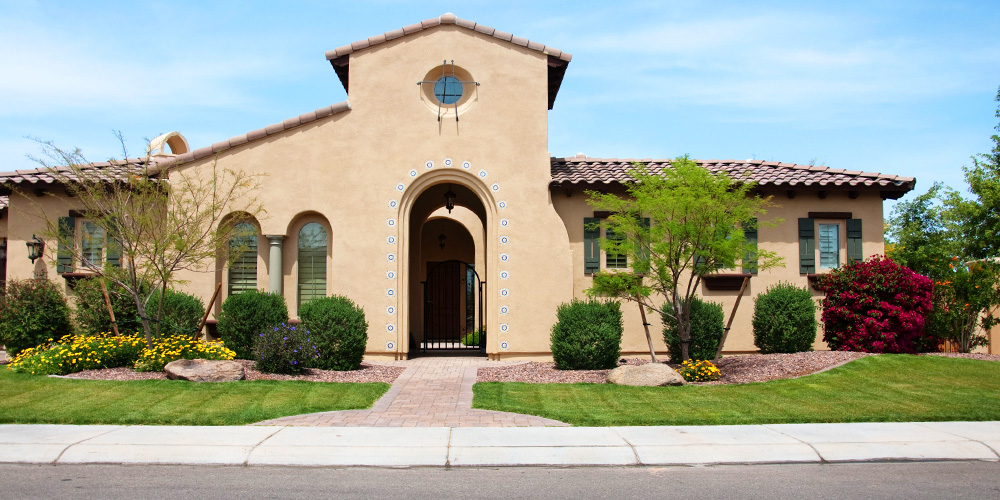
[584, 218, 600, 274]
[106, 220, 121, 268]
[846, 218, 863, 263]
[56, 216, 75, 273]
[636, 217, 651, 272]
[799, 218, 815, 274]
[742, 218, 758, 274]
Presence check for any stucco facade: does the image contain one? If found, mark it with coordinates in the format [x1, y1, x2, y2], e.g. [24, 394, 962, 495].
[0, 14, 919, 360]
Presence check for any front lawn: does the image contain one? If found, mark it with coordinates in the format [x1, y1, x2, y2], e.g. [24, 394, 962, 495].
[473, 355, 1000, 426]
[0, 369, 388, 426]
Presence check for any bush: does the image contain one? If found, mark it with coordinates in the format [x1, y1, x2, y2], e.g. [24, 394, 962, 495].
[298, 296, 369, 371]
[550, 299, 623, 370]
[252, 323, 320, 374]
[752, 282, 818, 353]
[678, 359, 721, 382]
[7, 333, 146, 375]
[662, 297, 724, 362]
[216, 290, 289, 359]
[461, 328, 484, 346]
[151, 289, 205, 336]
[817, 256, 934, 353]
[134, 333, 236, 372]
[0, 279, 74, 357]
[72, 278, 145, 335]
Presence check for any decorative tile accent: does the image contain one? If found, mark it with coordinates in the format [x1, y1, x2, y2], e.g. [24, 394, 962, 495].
[500, 341, 509, 350]
[387, 253, 396, 262]
[386, 270, 396, 279]
[388, 199, 398, 208]
[500, 288, 509, 297]
[462, 161, 471, 170]
[499, 270, 509, 280]
[386, 235, 396, 244]
[498, 200, 507, 209]
[444, 158, 453, 167]
[491, 183, 500, 192]
[386, 341, 395, 350]
[386, 306, 395, 315]
[386, 323, 395, 333]
[500, 235, 510, 245]
[499, 323, 510, 333]
[425, 160, 434, 169]
[500, 253, 509, 262]
[409, 169, 418, 178]
[396, 183, 405, 191]
[478, 169, 488, 178]
[500, 305, 509, 315]
[387, 218, 396, 227]
[387, 288, 395, 297]
[500, 218, 509, 227]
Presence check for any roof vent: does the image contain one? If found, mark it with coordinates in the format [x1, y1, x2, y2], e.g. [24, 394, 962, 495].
[147, 131, 190, 157]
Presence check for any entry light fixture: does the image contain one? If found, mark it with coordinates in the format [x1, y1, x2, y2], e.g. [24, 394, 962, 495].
[444, 185, 456, 214]
[439, 233, 447, 250]
[26, 235, 44, 263]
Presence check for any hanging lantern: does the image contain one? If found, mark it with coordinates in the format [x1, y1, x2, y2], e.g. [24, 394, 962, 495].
[26, 235, 45, 263]
[444, 185, 456, 214]
[439, 233, 447, 250]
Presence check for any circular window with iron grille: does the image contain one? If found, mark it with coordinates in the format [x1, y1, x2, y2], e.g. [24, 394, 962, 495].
[419, 64, 477, 118]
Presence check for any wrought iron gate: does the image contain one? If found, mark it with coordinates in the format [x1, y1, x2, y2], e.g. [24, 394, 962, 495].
[421, 260, 485, 353]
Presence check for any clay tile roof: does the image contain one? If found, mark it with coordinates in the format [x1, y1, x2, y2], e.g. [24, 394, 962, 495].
[324, 13, 572, 110]
[550, 157, 916, 199]
[0, 158, 152, 187]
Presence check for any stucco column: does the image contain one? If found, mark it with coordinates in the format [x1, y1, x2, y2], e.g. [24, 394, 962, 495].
[266, 235, 285, 294]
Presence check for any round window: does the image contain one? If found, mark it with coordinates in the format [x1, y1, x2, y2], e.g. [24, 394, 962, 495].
[434, 76, 463, 104]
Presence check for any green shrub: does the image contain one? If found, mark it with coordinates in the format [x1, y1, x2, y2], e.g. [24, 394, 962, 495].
[461, 328, 484, 346]
[550, 299, 623, 370]
[7, 333, 146, 375]
[662, 297, 724, 362]
[298, 295, 369, 370]
[752, 282, 818, 353]
[216, 290, 289, 359]
[72, 278, 145, 335]
[252, 323, 320, 374]
[0, 279, 74, 356]
[134, 333, 236, 372]
[151, 289, 205, 336]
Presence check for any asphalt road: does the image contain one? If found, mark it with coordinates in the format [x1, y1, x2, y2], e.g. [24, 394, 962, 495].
[1, 461, 998, 499]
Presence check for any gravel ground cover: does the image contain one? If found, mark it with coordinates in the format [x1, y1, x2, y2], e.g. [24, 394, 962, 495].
[59, 359, 405, 384]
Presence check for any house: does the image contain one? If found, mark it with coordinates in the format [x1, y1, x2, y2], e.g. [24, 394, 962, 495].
[0, 13, 915, 360]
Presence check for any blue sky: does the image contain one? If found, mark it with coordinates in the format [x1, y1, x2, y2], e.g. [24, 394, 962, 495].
[2, 1, 999, 212]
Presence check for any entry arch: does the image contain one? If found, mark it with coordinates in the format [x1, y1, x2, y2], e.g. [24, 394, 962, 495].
[396, 169, 499, 358]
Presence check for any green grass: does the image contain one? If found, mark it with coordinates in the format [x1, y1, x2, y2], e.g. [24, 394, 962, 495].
[0, 369, 389, 426]
[473, 355, 1000, 426]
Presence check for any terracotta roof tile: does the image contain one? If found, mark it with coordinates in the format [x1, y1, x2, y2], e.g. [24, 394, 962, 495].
[327, 13, 572, 63]
[549, 157, 916, 199]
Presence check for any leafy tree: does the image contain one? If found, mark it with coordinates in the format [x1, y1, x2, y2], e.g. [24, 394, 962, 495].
[585, 157, 783, 361]
[28, 136, 265, 349]
[954, 86, 1000, 259]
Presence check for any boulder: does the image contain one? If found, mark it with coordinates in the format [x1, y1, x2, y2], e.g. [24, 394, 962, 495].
[607, 363, 685, 387]
[164, 359, 245, 382]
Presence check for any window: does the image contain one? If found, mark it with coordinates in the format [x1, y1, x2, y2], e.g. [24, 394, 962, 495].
[818, 223, 841, 269]
[80, 221, 104, 267]
[298, 222, 328, 309]
[228, 222, 258, 296]
[434, 76, 463, 104]
[605, 226, 627, 269]
[584, 217, 648, 273]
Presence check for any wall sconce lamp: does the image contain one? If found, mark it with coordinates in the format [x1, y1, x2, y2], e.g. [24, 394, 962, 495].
[438, 233, 447, 250]
[26, 235, 45, 263]
[444, 185, 456, 214]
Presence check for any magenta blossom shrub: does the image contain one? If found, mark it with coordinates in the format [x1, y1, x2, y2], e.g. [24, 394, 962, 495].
[817, 256, 934, 353]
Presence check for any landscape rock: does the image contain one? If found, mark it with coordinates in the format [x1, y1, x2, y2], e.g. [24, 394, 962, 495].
[606, 363, 685, 386]
[164, 359, 245, 382]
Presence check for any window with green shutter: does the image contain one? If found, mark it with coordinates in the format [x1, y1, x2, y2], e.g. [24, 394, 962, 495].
[846, 218, 863, 263]
[297, 222, 328, 309]
[798, 218, 816, 274]
[228, 222, 258, 296]
[742, 218, 758, 274]
[56, 216, 75, 273]
[80, 221, 104, 268]
[605, 226, 627, 269]
[583, 217, 600, 274]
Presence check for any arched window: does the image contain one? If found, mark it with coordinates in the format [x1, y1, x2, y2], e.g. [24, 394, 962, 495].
[228, 222, 258, 296]
[298, 222, 328, 308]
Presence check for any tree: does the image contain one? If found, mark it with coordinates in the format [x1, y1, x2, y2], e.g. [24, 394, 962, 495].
[954, 85, 1000, 259]
[585, 157, 783, 361]
[28, 135, 265, 349]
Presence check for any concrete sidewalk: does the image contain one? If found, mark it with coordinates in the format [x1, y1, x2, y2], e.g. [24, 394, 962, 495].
[1, 421, 998, 467]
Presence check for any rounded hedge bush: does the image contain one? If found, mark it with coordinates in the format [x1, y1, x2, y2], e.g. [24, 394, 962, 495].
[72, 277, 145, 335]
[550, 299, 623, 370]
[752, 282, 817, 353]
[151, 288, 205, 336]
[216, 290, 289, 359]
[0, 279, 74, 357]
[252, 323, 320, 374]
[662, 297, 724, 362]
[298, 295, 369, 370]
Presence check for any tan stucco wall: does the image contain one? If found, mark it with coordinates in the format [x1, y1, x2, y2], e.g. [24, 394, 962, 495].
[553, 187, 887, 356]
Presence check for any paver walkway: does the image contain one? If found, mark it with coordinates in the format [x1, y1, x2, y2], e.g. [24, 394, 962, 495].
[253, 356, 569, 427]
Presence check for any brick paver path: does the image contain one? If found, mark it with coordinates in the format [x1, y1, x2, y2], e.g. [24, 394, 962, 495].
[253, 356, 569, 427]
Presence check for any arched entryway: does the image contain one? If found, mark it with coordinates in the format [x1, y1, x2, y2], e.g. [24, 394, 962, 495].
[397, 171, 496, 358]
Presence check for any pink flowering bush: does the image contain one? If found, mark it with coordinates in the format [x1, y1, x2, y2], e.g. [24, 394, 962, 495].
[817, 256, 934, 353]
